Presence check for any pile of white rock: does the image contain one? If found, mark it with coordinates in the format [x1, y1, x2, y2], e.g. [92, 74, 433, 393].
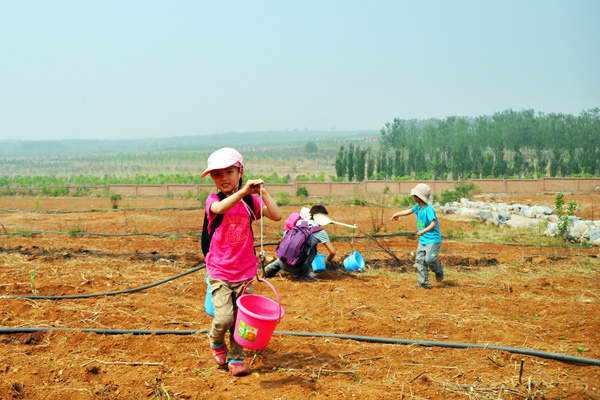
[439, 198, 600, 246]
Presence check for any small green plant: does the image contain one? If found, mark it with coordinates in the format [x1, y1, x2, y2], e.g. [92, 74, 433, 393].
[351, 370, 362, 384]
[34, 198, 40, 210]
[577, 346, 586, 353]
[197, 189, 211, 203]
[194, 366, 218, 375]
[149, 376, 170, 400]
[345, 196, 367, 206]
[555, 192, 577, 242]
[29, 270, 38, 295]
[68, 224, 81, 237]
[110, 194, 122, 209]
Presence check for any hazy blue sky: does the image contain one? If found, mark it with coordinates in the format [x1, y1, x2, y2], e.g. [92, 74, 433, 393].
[1, 1, 598, 141]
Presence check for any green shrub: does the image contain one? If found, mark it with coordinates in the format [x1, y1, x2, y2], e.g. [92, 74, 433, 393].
[555, 192, 577, 242]
[110, 194, 122, 209]
[296, 186, 308, 197]
[276, 192, 292, 205]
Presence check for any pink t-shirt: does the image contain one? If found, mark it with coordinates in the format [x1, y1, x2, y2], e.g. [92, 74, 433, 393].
[205, 193, 263, 282]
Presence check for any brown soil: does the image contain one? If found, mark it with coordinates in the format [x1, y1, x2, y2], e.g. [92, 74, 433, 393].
[0, 195, 599, 399]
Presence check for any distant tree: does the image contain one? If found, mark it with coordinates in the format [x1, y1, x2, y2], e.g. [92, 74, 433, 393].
[305, 142, 318, 154]
[346, 144, 355, 181]
[550, 148, 562, 177]
[377, 149, 387, 179]
[482, 153, 494, 178]
[511, 148, 524, 177]
[335, 146, 346, 180]
[393, 149, 404, 177]
[354, 147, 367, 182]
[366, 151, 375, 179]
[493, 142, 508, 177]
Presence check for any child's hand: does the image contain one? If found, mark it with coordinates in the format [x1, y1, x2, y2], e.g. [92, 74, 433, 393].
[243, 179, 264, 195]
[391, 212, 401, 221]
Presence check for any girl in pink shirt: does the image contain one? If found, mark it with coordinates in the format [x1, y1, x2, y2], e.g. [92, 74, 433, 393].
[201, 147, 282, 376]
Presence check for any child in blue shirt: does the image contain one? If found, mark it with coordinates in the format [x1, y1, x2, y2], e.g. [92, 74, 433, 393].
[391, 184, 444, 289]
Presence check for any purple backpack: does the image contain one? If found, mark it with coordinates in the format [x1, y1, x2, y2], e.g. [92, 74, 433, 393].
[276, 220, 322, 267]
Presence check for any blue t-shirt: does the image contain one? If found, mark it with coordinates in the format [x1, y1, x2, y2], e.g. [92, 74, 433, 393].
[411, 204, 441, 244]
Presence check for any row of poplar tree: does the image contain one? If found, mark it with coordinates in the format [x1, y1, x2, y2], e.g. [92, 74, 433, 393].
[335, 108, 600, 181]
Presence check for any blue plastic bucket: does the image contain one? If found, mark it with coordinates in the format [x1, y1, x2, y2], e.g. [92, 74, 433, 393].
[312, 254, 326, 272]
[343, 251, 365, 271]
[204, 274, 214, 317]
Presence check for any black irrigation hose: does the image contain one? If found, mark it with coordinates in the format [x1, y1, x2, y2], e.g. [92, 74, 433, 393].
[0, 265, 206, 300]
[2, 237, 599, 367]
[2, 228, 593, 251]
[277, 331, 600, 367]
[0, 231, 196, 239]
[0, 327, 598, 367]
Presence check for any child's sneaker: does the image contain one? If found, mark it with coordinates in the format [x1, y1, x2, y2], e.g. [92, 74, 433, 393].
[263, 266, 278, 278]
[228, 361, 250, 376]
[435, 268, 444, 282]
[210, 342, 228, 366]
[413, 284, 432, 290]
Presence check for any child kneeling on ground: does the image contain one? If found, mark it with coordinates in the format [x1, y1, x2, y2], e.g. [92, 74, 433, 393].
[264, 205, 336, 281]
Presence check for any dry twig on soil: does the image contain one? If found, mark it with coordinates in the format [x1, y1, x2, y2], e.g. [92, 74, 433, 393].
[81, 359, 164, 367]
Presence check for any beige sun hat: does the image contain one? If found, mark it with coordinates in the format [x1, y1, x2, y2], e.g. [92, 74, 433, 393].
[410, 183, 432, 205]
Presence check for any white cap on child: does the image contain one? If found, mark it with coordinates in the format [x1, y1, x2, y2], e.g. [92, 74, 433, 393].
[410, 183, 432, 205]
[299, 207, 311, 220]
[201, 148, 244, 178]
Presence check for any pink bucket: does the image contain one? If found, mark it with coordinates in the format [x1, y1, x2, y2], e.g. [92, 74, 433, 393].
[234, 279, 285, 351]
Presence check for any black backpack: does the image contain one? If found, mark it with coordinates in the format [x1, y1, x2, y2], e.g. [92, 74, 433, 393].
[201, 192, 255, 257]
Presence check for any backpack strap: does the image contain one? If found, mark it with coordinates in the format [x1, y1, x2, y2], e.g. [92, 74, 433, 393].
[206, 192, 228, 233]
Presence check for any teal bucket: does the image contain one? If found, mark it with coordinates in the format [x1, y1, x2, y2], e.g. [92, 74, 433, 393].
[204, 274, 214, 317]
[311, 254, 326, 272]
[343, 251, 365, 271]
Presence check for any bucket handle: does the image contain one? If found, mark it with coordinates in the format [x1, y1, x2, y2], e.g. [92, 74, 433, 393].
[242, 278, 283, 322]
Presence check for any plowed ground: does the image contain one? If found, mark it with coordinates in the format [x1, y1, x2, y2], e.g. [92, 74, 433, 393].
[0, 194, 598, 399]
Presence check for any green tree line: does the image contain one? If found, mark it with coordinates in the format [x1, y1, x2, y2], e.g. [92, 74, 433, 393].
[335, 109, 600, 181]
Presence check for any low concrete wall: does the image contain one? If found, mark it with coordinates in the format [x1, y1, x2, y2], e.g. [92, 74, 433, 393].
[4, 179, 598, 198]
[104, 178, 600, 197]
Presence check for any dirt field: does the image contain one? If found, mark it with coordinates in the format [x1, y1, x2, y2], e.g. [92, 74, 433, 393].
[0, 194, 599, 399]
